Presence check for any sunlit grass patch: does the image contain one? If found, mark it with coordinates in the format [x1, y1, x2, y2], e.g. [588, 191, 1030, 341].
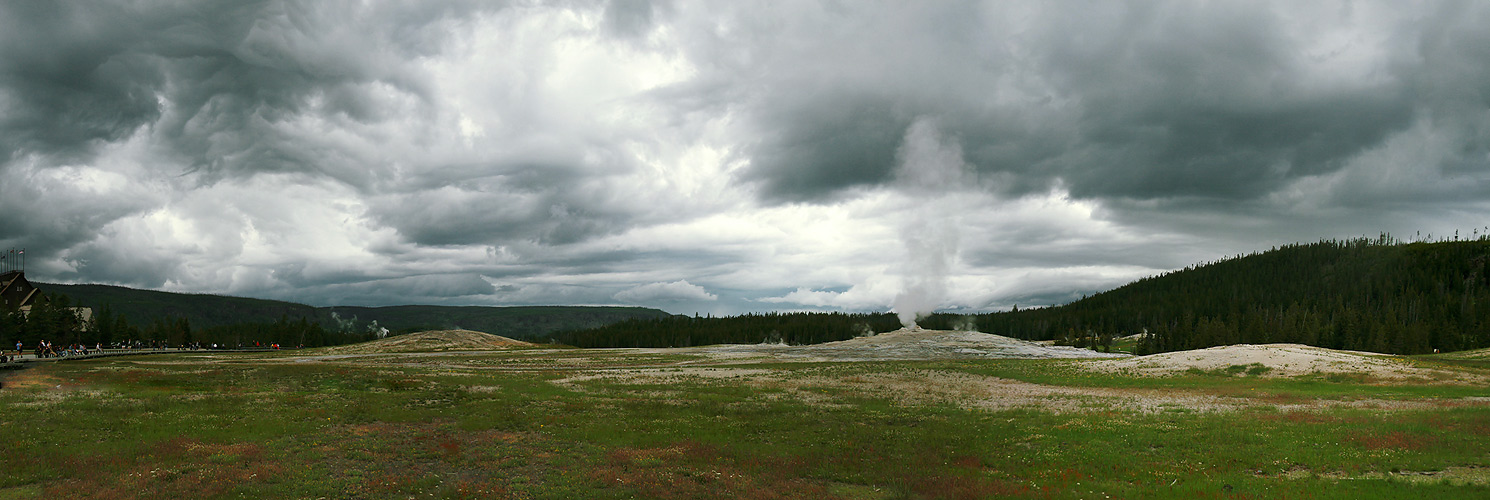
[0, 484, 42, 500]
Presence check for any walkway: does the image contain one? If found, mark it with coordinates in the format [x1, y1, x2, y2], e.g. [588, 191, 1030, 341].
[1, 347, 278, 367]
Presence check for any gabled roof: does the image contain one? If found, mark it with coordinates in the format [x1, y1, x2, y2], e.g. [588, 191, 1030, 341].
[0, 271, 41, 311]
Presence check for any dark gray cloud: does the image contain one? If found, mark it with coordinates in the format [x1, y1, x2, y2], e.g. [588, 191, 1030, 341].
[366, 156, 644, 247]
[287, 273, 498, 307]
[144, 1, 472, 187]
[0, 3, 166, 163]
[51, 240, 178, 290]
[370, 184, 631, 247]
[1034, 2, 1418, 201]
[726, 1, 1434, 206]
[604, 0, 662, 38]
[0, 1, 487, 180]
[743, 96, 910, 202]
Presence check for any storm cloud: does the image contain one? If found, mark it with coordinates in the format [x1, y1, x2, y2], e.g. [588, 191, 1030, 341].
[4, 1, 1489, 315]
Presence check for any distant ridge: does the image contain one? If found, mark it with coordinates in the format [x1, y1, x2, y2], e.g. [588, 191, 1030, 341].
[37, 282, 671, 340]
[321, 304, 674, 340]
[40, 283, 318, 329]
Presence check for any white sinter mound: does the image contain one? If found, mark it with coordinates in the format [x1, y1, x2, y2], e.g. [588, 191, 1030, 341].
[317, 330, 533, 354]
[1085, 343, 1467, 380]
[809, 327, 1130, 359]
[698, 327, 1130, 362]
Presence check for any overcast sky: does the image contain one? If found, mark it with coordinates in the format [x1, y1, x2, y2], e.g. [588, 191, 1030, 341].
[4, 1, 1489, 317]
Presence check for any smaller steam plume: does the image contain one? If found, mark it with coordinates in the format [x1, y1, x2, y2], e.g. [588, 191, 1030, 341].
[891, 117, 967, 328]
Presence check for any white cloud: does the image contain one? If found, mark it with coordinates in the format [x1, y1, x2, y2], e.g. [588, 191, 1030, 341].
[614, 280, 717, 303]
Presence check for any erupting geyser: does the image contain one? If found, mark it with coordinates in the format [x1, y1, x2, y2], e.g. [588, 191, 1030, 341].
[890, 117, 966, 328]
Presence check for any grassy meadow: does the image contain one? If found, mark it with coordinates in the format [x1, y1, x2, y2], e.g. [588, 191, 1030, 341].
[2, 348, 1489, 499]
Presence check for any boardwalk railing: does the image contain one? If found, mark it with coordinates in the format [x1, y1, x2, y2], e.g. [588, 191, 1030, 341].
[1, 347, 280, 366]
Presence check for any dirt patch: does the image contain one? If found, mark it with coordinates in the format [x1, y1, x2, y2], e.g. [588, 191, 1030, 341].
[0, 369, 66, 390]
[1084, 344, 1484, 383]
[313, 330, 534, 354]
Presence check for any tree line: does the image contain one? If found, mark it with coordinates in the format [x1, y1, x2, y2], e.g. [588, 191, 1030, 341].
[551, 312, 905, 348]
[1, 296, 383, 350]
[970, 237, 1490, 355]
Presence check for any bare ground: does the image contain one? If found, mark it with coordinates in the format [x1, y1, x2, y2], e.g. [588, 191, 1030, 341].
[1084, 343, 1488, 383]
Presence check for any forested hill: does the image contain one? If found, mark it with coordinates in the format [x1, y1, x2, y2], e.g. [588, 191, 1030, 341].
[957, 238, 1490, 355]
[41, 283, 318, 330]
[553, 312, 905, 348]
[322, 305, 673, 340]
[37, 283, 671, 340]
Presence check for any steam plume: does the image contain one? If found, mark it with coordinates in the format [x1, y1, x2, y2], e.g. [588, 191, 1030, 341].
[891, 117, 966, 327]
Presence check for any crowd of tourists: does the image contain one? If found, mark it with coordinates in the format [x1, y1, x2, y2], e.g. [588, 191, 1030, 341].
[27, 340, 107, 358]
[4, 339, 163, 362]
[1, 339, 300, 363]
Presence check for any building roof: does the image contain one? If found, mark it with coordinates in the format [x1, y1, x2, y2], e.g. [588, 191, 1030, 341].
[1, 271, 42, 311]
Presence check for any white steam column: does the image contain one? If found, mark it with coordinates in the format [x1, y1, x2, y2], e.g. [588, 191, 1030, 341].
[891, 117, 967, 328]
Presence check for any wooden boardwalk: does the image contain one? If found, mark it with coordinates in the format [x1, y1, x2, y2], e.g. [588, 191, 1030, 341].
[1, 347, 278, 367]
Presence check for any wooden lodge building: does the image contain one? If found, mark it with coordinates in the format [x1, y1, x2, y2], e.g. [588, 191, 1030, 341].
[1, 271, 93, 330]
[1, 270, 41, 312]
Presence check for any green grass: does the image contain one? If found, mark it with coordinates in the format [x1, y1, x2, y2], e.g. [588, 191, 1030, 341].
[3, 352, 1489, 499]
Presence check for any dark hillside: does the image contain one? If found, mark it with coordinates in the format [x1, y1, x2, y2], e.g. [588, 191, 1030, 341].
[324, 305, 673, 340]
[42, 283, 319, 329]
[969, 237, 1490, 355]
[33, 283, 671, 341]
[553, 312, 904, 348]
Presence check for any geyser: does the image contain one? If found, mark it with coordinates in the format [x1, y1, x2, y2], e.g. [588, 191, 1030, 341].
[891, 117, 966, 327]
